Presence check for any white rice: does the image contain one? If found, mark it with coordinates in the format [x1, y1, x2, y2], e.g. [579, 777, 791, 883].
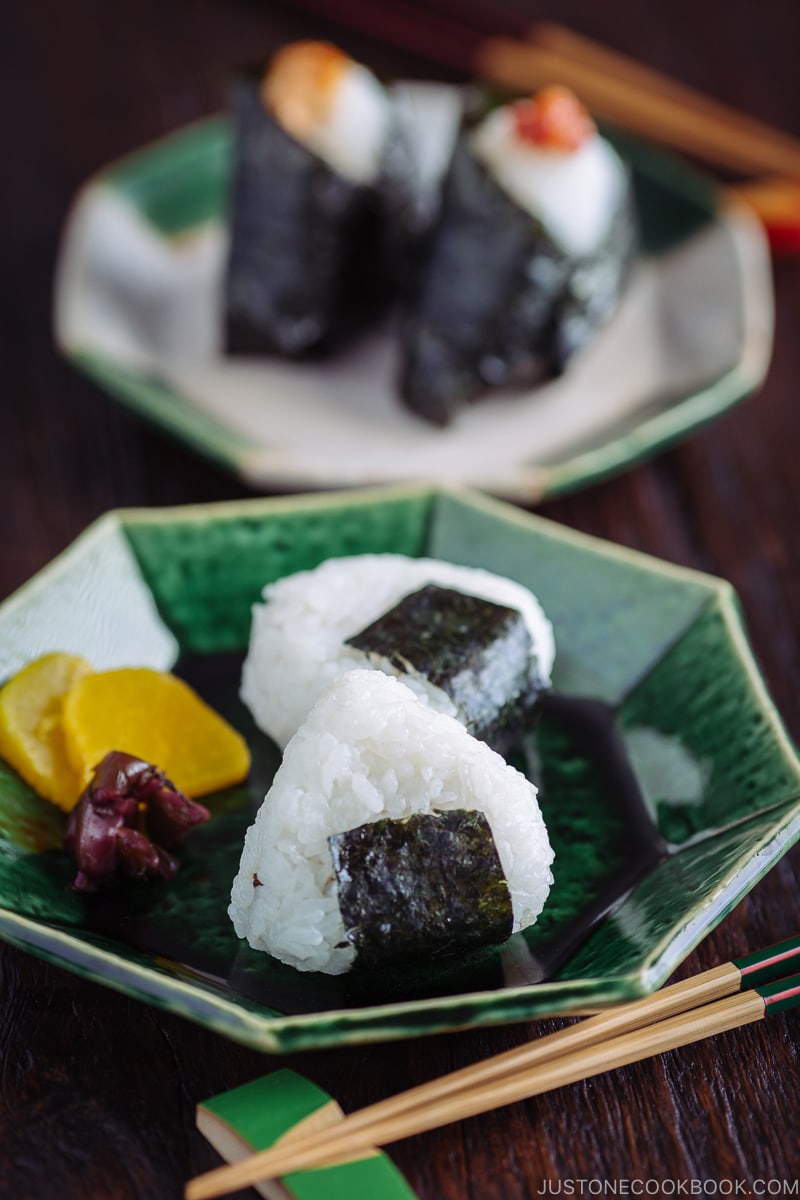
[229, 669, 554, 974]
[241, 554, 555, 749]
[471, 105, 626, 258]
[305, 63, 390, 185]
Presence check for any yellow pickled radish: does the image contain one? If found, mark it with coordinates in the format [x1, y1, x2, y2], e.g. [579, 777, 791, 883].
[0, 652, 93, 810]
[61, 667, 250, 798]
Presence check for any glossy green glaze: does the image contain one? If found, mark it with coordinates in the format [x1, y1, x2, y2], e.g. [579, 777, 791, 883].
[123, 490, 432, 652]
[0, 485, 798, 1053]
[104, 115, 231, 236]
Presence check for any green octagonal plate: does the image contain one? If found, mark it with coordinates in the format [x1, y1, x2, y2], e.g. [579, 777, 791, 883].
[1, 485, 799, 1053]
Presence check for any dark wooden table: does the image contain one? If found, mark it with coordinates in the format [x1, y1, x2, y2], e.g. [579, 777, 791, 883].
[2, 2, 800, 1196]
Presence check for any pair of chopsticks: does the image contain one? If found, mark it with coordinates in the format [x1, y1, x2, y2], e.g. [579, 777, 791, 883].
[186, 934, 800, 1199]
[284, 0, 800, 249]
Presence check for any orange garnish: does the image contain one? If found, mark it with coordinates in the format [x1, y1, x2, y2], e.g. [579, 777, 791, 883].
[262, 41, 351, 142]
[61, 668, 251, 799]
[513, 86, 595, 152]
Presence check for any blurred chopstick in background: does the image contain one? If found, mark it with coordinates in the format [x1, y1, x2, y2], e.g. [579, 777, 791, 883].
[286, 0, 800, 249]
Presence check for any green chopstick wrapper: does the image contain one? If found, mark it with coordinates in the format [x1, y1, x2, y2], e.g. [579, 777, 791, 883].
[734, 932, 800, 989]
[196, 1069, 419, 1200]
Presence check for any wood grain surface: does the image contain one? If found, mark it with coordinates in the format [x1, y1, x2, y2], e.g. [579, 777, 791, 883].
[2, 2, 799, 1197]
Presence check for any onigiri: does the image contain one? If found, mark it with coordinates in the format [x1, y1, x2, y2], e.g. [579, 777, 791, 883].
[229, 669, 554, 975]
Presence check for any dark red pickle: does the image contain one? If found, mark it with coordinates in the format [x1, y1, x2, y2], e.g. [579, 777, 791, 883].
[63, 751, 210, 892]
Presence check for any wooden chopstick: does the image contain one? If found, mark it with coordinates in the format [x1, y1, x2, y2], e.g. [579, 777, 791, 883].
[475, 35, 800, 180]
[185, 936, 800, 1199]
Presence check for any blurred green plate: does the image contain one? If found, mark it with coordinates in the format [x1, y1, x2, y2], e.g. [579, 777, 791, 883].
[54, 90, 773, 501]
[1, 486, 799, 1052]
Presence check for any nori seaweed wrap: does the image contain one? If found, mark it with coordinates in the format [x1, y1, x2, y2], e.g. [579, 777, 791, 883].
[346, 583, 547, 754]
[329, 810, 513, 967]
[229, 669, 554, 975]
[400, 87, 638, 425]
[224, 42, 423, 358]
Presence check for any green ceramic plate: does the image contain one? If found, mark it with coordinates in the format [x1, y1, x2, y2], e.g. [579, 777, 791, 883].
[1, 486, 799, 1053]
[53, 90, 773, 502]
